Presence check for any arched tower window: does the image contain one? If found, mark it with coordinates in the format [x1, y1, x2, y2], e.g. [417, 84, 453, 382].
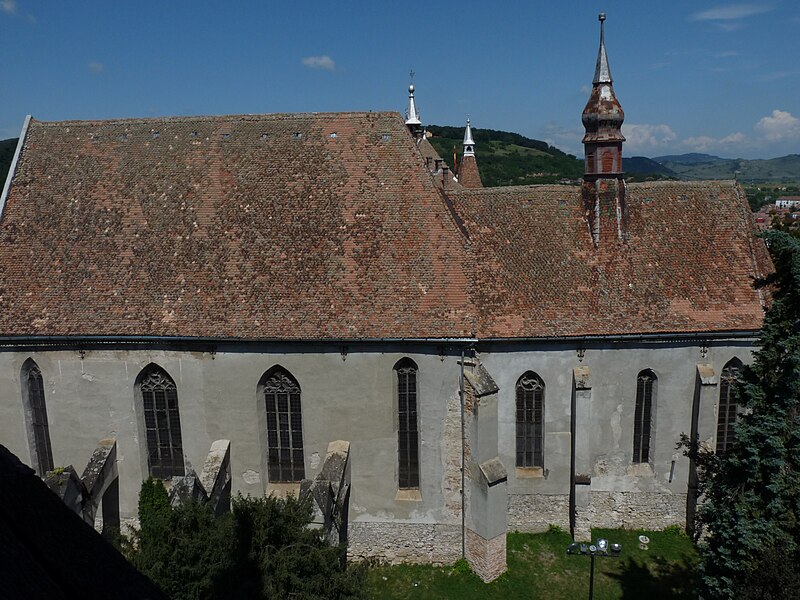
[21, 359, 54, 476]
[395, 358, 419, 489]
[633, 370, 656, 463]
[516, 371, 544, 468]
[716, 358, 743, 454]
[137, 365, 185, 479]
[262, 367, 305, 483]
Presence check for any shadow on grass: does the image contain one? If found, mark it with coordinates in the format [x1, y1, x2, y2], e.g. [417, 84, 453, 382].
[608, 555, 697, 600]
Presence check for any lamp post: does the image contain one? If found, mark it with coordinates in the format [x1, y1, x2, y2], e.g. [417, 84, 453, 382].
[566, 538, 621, 600]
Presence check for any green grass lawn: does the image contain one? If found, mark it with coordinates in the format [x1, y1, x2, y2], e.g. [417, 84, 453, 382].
[366, 527, 697, 599]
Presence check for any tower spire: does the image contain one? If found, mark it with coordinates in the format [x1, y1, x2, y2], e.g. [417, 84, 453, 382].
[582, 12, 625, 181]
[405, 70, 422, 131]
[581, 13, 627, 247]
[593, 12, 612, 84]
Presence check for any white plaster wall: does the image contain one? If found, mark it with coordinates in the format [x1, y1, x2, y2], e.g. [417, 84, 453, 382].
[0, 338, 756, 544]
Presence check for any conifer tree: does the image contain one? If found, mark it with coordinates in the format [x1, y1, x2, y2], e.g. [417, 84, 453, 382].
[688, 230, 800, 598]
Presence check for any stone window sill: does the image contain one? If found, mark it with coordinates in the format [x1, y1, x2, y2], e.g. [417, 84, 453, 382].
[626, 462, 654, 477]
[516, 467, 545, 479]
[395, 488, 422, 502]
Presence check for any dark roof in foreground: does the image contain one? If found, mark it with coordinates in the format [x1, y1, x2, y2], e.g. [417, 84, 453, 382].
[0, 445, 166, 599]
[0, 112, 771, 340]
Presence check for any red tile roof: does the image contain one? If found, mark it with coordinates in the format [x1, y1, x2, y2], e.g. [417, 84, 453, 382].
[449, 181, 771, 337]
[457, 155, 482, 189]
[0, 113, 473, 339]
[0, 112, 770, 340]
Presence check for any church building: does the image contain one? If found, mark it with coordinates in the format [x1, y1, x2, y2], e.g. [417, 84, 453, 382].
[0, 15, 770, 580]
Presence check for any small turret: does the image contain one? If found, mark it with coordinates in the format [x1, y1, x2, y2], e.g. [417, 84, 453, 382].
[458, 118, 482, 188]
[463, 118, 475, 157]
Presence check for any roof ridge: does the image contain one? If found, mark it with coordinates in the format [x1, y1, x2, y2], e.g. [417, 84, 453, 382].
[31, 111, 404, 127]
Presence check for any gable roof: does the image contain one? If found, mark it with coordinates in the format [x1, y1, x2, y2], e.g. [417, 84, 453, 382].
[0, 113, 473, 339]
[450, 181, 771, 337]
[0, 112, 770, 341]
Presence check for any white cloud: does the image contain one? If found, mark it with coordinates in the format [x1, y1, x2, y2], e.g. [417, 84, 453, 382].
[540, 123, 583, 156]
[1, 0, 17, 14]
[88, 61, 105, 74]
[301, 55, 336, 71]
[681, 134, 744, 152]
[720, 132, 746, 144]
[755, 109, 800, 142]
[690, 4, 773, 31]
[691, 4, 773, 21]
[621, 123, 678, 152]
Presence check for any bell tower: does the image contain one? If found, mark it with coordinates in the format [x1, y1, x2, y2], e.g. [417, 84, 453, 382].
[581, 13, 627, 246]
[582, 13, 625, 180]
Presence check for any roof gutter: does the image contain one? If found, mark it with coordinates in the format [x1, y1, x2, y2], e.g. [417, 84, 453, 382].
[0, 329, 761, 349]
[0, 115, 32, 221]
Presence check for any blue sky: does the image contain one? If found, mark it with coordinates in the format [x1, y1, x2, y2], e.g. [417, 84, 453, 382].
[1, 1, 798, 159]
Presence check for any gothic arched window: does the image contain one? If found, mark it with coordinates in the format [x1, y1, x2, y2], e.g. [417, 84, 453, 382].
[716, 358, 743, 454]
[633, 370, 656, 463]
[137, 365, 185, 479]
[262, 368, 305, 483]
[516, 371, 544, 468]
[396, 358, 419, 489]
[21, 359, 54, 476]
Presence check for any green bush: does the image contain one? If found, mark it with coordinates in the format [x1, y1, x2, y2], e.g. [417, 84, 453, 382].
[125, 481, 368, 600]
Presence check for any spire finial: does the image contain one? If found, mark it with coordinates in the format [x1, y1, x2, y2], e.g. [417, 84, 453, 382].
[593, 12, 612, 84]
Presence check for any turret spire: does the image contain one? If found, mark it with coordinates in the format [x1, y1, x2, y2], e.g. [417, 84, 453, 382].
[463, 118, 475, 157]
[405, 70, 421, 129]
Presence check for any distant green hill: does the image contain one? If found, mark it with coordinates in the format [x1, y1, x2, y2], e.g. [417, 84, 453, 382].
[0, 138, 17, 190]
[426, 125, 583, 186]
[624, 156, 677, 178]
[653, 153, 800, 183]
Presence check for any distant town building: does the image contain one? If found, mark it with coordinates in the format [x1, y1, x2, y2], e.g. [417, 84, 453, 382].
[775, 196, 800, 208]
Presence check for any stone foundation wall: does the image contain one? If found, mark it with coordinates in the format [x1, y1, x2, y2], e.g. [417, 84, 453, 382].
[579, 491, 687, 530]
[347, 522, 461, 565]
[465, 528, 506, 582]
[508, 494, 570, 532]
[509, 491, 686, 534]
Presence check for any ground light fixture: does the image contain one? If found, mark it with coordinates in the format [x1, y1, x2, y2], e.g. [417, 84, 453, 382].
[566, 538, 622, 599]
